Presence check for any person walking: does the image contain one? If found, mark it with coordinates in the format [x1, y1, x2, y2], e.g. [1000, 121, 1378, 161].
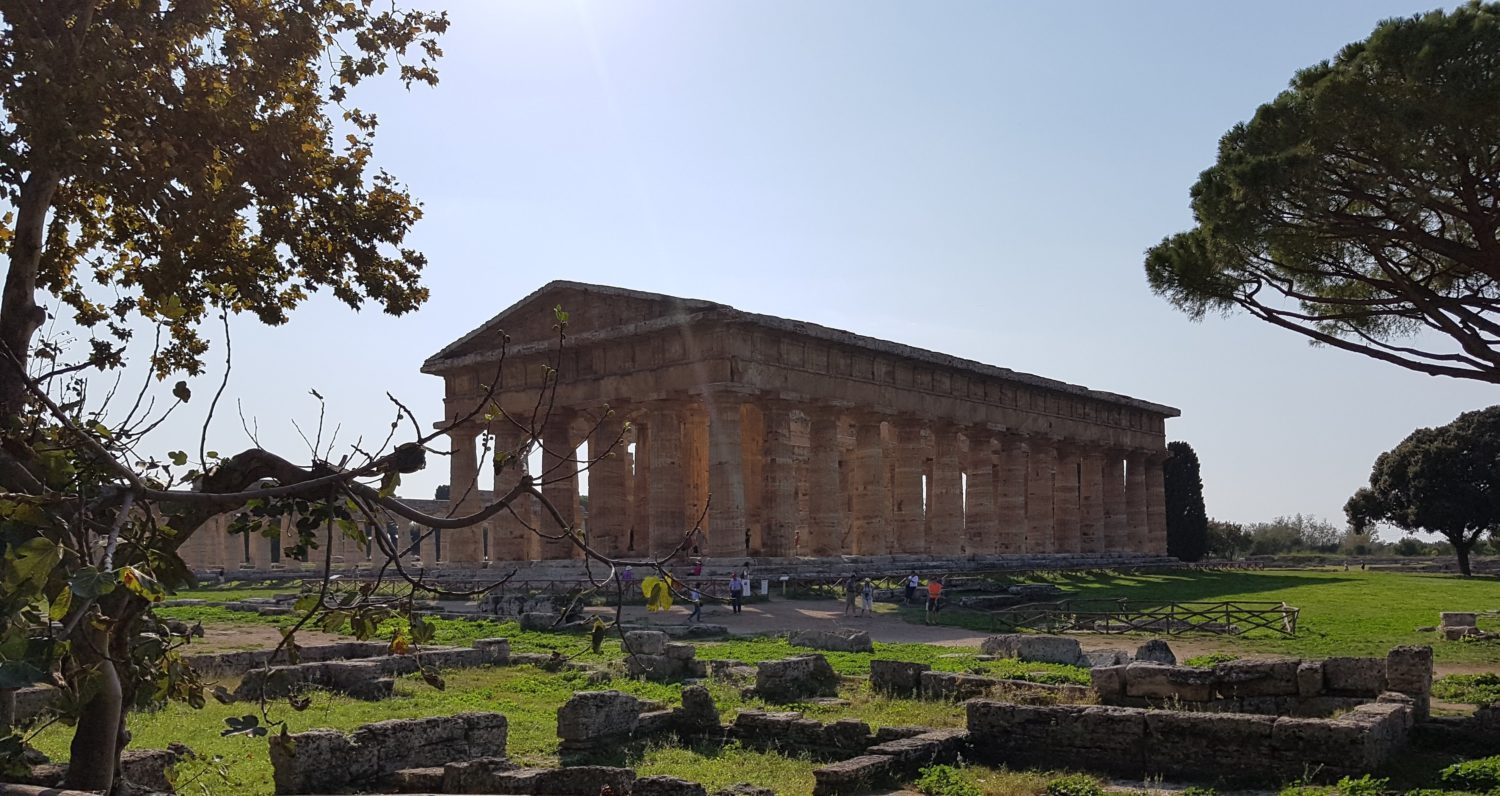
[688, 587, 703, 622]
[860, 579, 874, 617]
[843, 575, 859, 616]
[925, 578, 944, 625]
[904, 572, 919, 605]
[729, 574, 743, 614]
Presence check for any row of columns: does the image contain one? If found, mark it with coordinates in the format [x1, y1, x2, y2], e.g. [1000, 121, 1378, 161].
[444, 395, 1170, 563]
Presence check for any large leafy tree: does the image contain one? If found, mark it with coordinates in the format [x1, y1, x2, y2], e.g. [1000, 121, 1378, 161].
[1346, 406, 1500, 576]
[0, 1, 463, 790]
[1145, 3, 1500, 384]
[1163, 441, 1208, 562]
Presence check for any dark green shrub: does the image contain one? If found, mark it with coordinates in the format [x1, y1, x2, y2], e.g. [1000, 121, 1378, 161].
[1441, 755, 1500, 791]
[913, 765, 981, 796]
[1045, 773, 1103, 796]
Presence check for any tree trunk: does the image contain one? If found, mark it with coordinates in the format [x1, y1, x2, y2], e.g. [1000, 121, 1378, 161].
[1455, 539, 1474, 577]
[60, 624, 121, 793]
[0, 172, 59, 422]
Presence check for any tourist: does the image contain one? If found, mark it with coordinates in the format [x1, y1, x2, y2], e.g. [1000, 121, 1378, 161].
[925, 578, 944, 625]
[688, 587, 702, 622]
[729, 573, 743, 614]
[860, 578, 874, 616]
[692, 558, 703, 577]
[843, 575, 859, 616]
[621, 566, 634, 591]
[905, 571, 919, 604]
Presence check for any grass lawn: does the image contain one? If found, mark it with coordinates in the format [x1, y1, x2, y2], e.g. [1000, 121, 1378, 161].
[919, 568, 1500, 664]
[27, 664, 972, 796]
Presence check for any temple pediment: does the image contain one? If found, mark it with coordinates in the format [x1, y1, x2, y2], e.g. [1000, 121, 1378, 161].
[423, 281, 726, 373]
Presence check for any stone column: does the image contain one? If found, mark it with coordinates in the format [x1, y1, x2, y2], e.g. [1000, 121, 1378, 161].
[1053, 443, 1081, 554]
[926, 423, 963, 554]
[806, 407, 844, 557]
[680, 406, 708, 534]
[995, 434, 1027, 554]
[850, 415, 888, 555]
[631, 420, 650, 554]
[706, 395, 748, 558]
[539, 411, 580, 560]
[964, 430, 996, 555]
[892, 420, 927, 555]
[446, 424, 484, 563]
[1079, 448, 1106, 554]
[760, 402, 798, 558]
[647, 402, 686, 557]
[1125, 449, 1149, 553]
[489, 422, 533, 563]
[587, 412, 630, 557]
[1146, 450, 1169, 556]
[1025, 437, 1057, 554]
[1102, 450, 1128, 551]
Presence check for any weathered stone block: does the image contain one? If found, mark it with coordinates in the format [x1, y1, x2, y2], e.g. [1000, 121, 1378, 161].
[1144, 710, 1275, 777]
[474, 637, 511, 664]
[675, 684, 721, 734]
[1296, 661, 1324, 697]
[625, 630, 669, 655]
[269, 729, 376, 795]
[440, 757, 518, 793]
[1384, 645, 1432, 698]
[755, 655, 839, 703]
[788, 628, 874, 653]
[812, 755, 895, 796]
[1134, 639, 1176, 665]
[981, 633, 1085, 666]
[519, 612, 562, 631]
[1090, 665, 1127, 699]
[1323, 657, 1386, 695]
[1213, 659, 1299, 698]
[556, 690, 641, 745]
[1440, 612, 1478, 627]
[389, 766, 445, 792]
[1122, 663, 1215, 702]
[665, 642, 697, 660]
[1084, 649, 1131, 668]
[870, 660, 930, 697]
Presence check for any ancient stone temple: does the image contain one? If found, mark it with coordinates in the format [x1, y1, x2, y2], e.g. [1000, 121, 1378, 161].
[420, 281, 1178, 565]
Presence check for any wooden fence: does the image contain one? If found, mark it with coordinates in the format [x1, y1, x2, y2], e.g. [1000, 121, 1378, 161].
[985, 598, 1300, 637]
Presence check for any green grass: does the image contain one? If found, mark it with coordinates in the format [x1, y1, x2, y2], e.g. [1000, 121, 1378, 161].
[28, 660, 979, 795]
[1433, 673, 1500, 706]
[920, 569, 1500, 663]
[635, 742, 818, 795]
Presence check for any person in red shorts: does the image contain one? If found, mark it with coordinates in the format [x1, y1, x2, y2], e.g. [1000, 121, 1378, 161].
[924, 578, 944, 624]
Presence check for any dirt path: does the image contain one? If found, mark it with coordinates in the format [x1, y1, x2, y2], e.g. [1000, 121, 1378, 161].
[192, 622, 346, 653]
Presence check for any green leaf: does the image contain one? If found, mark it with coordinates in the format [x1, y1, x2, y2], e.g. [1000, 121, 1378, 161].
[119, 566, 167, 603]
[48, 588, 72, 622]
[6, 538, 62, 590]
[553, 304, 569, 325]
[69, 567, 116, 600]
[378, 470, 400, 498]
[169, 451, 188, 466]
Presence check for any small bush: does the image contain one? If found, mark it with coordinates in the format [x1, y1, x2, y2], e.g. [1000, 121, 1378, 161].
[1181, 788, 1217, 796]
[1441, 755, 1500, 791]
[913, 764, 982, 796]
[1044, 773, 1102, 796]
[1279, 786, 1331, 796]
[1334, 774, 1388, 796]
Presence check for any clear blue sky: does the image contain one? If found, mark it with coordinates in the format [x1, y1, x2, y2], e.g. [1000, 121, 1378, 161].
[151, 1, 1496, 531]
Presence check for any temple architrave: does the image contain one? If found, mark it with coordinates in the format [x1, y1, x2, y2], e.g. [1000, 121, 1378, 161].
[421, 281, 1179, 565]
